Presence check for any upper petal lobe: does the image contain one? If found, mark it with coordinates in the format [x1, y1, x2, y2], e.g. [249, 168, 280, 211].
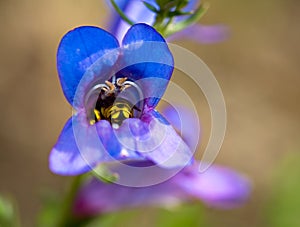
[57, 26, 119, 105]
[117, 23, 174, 109]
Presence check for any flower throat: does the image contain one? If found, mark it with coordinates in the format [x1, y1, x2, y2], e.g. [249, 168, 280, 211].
[89, 77, 141, 128]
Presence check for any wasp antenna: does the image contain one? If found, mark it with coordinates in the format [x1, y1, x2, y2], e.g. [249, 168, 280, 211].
[105, 80, 115, 92]
[117, 77, 128, 86]
[101, 87, 108, 92]
[120, 84, 131, 91]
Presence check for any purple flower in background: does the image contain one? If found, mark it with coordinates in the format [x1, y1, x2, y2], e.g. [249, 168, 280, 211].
[73, 161, 250, 216]
[106, 0, 228, 43]
[49, 23, 192, 175]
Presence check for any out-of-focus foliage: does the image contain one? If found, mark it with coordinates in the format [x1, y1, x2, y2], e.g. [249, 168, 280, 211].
[156, 203, 204, 227]
[266, 152, 300, 227]
[37, 192, 61, 227]
[85, 203, 205, 227]
[0, 196, 19, 227]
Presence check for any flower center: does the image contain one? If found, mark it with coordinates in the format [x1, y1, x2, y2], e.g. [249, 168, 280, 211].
[86, 77, 143, 128]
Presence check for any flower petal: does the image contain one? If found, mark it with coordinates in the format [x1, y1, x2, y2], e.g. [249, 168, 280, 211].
[49, 118, 93, 175]
[168, 24, 229, 44]
[73, 161, 250, 216]
[57, 26, 119, 105]
[116, 110, 193, 168]
[176, 163, 251, 208]
[106, 0, 156, 41]
[141, 111, 193, 168]
[117, 23, 174, 109]
[49, 112, 147, 175]
[106, 0, 201, 41]
[49, 115, 114, 175]
[161, 105, 200, 151]
[73, 176, 184, 217]
[95, 120, 143, 161]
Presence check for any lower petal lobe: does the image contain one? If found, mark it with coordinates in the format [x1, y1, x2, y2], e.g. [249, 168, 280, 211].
[116, 110, 193, 168]
[49, 113, 143, 175]
[49, 118, 94, 175]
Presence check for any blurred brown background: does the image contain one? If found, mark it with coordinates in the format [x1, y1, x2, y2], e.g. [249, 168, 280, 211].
[0, 0, 299, 226]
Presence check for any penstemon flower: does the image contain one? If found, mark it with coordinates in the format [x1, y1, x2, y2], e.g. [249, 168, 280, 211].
[49, 23, 192, 175]
[47, 3, 251, 226]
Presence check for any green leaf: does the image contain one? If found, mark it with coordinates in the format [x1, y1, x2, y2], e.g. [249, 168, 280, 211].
[176, 0, 189, 9]
[159, 0, 189, 11]
[92, 165, 119, 183]
[143, 1, 158, 13]
[164, 3, 209, 37]
[156, 0, 182, 11]
[166, 10, 192, 18]
[156, 0, 174, 8]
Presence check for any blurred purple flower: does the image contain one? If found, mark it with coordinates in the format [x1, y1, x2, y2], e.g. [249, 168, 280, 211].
[49, 23, 192, 175]
[167, 24, 229, 44]
[105, 0, 229, 43]
[73, 161, 250, 216]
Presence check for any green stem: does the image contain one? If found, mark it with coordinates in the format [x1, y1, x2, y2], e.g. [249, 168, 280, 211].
[56, 175, 90, 227]
[110, 0, 135, 25]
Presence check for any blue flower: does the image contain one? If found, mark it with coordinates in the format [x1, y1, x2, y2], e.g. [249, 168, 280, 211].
[106, 0, 229, 43]
[49, 23, 192, 175]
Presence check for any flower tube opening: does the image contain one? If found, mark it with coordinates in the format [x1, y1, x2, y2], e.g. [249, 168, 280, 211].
[84, 76, 145, 128]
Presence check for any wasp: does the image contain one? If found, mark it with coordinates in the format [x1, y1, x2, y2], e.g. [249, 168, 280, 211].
[89, 77, 141, 127]
[93, 100, 134, 126]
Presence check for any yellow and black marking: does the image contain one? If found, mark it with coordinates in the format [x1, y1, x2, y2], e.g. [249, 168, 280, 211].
[90, 101, 134, 126]
[104, 102, 133, 125]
